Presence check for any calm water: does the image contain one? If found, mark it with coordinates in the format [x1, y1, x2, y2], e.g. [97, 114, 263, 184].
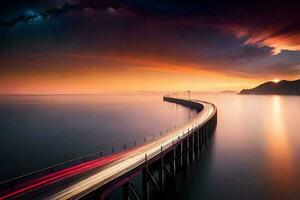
[174, 93, 300, 200]
[0, 94, 196, 181]
[1, 93, 300, 199]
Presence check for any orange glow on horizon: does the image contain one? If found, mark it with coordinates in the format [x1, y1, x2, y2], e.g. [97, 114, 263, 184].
[0, 52, 299, 94]
[0, 65, 264, 94]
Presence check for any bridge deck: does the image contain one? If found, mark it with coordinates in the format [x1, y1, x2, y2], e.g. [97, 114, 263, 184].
[0, 98, 216, 200]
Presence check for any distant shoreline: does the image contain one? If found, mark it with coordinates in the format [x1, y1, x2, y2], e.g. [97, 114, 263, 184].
[239, 79, 300, 96]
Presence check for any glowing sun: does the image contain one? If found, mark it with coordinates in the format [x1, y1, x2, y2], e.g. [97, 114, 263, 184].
[272, 79, 280, 83]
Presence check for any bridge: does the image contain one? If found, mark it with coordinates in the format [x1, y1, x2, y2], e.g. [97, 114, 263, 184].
[0, 96, 217, 200]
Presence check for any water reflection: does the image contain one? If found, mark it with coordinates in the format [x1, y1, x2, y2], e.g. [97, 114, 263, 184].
[264, 96, 294, 190]
[160, 93, 300, 199]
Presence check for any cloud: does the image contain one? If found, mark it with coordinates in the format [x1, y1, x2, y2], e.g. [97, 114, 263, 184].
[1, 0, 300, 80]
[2, 1, 300, 55]
[113, 0, 300, 54]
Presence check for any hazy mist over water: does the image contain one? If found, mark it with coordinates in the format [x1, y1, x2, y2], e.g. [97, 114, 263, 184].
[1, 93, 300, 199]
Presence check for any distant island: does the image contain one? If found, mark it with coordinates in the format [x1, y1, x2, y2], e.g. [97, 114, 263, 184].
[219, 90, 237, 94]
[239, 79, 300, 95]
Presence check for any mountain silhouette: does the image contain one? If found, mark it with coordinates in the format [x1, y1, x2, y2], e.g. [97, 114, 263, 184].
[239, 79, 300, 95]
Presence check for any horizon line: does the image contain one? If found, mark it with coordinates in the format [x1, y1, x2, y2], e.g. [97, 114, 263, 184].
[0, 90, 237, 95]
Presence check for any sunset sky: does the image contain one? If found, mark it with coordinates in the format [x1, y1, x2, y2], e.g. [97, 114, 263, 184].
[1, 0, 300, 93]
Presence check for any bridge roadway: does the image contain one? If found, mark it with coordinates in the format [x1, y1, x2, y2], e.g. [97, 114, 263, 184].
[0, 97, 217, 200]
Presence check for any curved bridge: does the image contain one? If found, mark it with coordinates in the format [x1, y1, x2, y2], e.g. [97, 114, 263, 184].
[0, 96, 217, 200]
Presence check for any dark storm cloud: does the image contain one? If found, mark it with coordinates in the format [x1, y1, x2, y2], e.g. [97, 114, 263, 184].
[1, 0, 300, 77]
[2, 0, 300, 50]
[120, 0, 300, 54]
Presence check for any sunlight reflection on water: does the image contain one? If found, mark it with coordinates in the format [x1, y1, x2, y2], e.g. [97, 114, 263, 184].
[264, 96, 294, 192]
[171, 93, 300, 199]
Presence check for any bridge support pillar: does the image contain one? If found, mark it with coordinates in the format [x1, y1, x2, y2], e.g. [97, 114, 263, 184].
[208, 122, 210, 140]
[205, 124, 208, 146]
[142, 155, 150, 200]
[203, 125, 206, 149]
[191, 133, 195, 162]
[123, 181, 130, 200]
[183, 139, 188, 168]
[187, 138, 190, 167]
[201, 127, 204, 152]
[123, 181, 141, 200]
[172, 146, 176, 175]
[179, 141, 183, 168]
[159, 146, 164, 192]
[196, 129, 200, 156]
